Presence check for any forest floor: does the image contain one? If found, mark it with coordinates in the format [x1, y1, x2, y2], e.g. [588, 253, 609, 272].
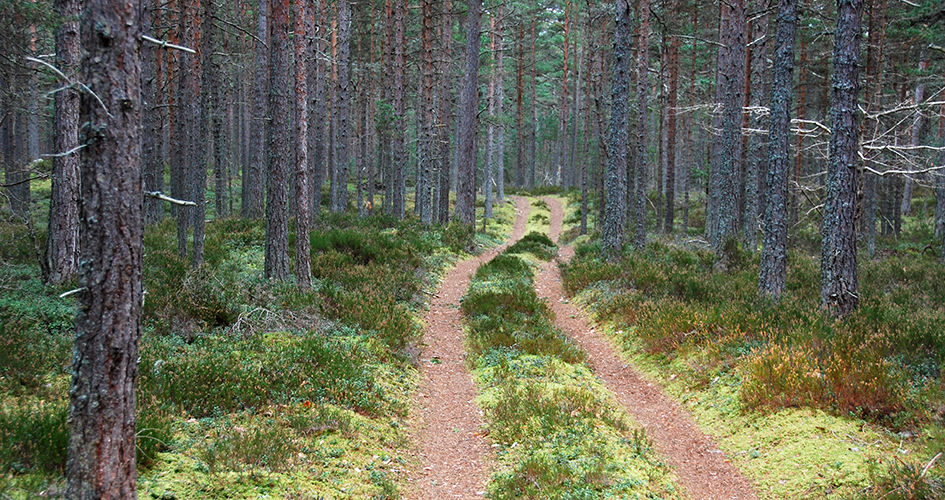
[409, 195, 759, 499]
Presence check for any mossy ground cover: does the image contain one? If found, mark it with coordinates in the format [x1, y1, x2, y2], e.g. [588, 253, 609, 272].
[462, 230, 680, 499]
[0, 203, 480, 499]
[563, 234, 945, 499]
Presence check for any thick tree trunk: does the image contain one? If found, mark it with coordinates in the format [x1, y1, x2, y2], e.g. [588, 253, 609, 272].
[206, 0, 227, 220]
[821, 0, 864, 318]
[456, 0, 482, 226]
[759, 0, 797, 301]
[515, 21, 525, 190]
[45, 0, 81, 285]
[66, 0, 142, 495]
[265, 0, 290, 280]
[710, 0, 746, 263]
[601, 0, 632, 260]
[331, 0, 352, 213]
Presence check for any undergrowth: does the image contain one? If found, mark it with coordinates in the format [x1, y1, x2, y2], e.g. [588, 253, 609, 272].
[463, 231, 679, 499]
[562, 237, 945, 498]
[0, 208, 476, 499]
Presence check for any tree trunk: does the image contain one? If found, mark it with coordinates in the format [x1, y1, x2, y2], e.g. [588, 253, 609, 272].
[710, 0, 746, 263]
[555, 2, 571, 187]
[633, 0, 650, 248]
[434, 0, 453, 224]
[601, 0, 632, 260]
[191, 0, 208, 269]
[663, 8, 679, 234]
[742, 0, 770, 249]
[759, 0, 797, 301]
[244, 0, 268, 218]
[456, 0, 482, 226]
[528, 17, 537, 190]
[295, 0, 312, 289]
[417, 0, 435, 223]
[67, 0, 142, 495]
[515, 21, 525, 190]
[860, 0, 888, 257]
[900, 58, 928, 217]
[45, 0, 81, 285]
[389, 0, 406, 218]
[206, 0, 227, 220]
[821, 0, 864, 318]
[331, 0, 352, 213]
[266, 0, 290, 280]
[495, 5, 505, 203]
[141, 0, 164, 225]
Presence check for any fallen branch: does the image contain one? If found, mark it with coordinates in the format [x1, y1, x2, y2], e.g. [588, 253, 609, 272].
[145, 191, 197, 206]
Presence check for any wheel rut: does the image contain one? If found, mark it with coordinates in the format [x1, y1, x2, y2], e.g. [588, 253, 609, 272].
[534, 196, 760, 500]
[410, 196, 530, 500]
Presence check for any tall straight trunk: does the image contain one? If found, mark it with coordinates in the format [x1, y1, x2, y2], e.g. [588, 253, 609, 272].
[191, 0, 207, 268]
[495, 5, 505, 203]
[901, 58, 928, 217]
[742, 0, 770, 249]
[683, 0, 699, 232]
[601, 0, 632, 260]
[45, 0, 81, 285]
[332, 0, 352, 213]
[663, 13, 679, 234]
[528, 17, 537, 190]
[206, 0, 227, 220]
[710, 0, 746, 261]
[485, 18, 495, 221]
[174, 0, 195, 259]
[266, 0, 290, 280]
[569, 29, 581, 203]
[456, 0, 482, 225]
[295, 0, 312, 289]
[390, 0, 406, 218]
[434, 0, 453, 224]
[417, 0, 435, 223]
[367, 2, 377, 215]
[860, 0, 888, 256]
[311, 0, 328, 213]
[759, 0, 797, 301]
[792, 37, 807, 226]
[555, 2, 571, 186]
[821, 0, 864, 318]
[937, 105, 945, 258]
[141, 0, 164, 225]
[515, 21, 525, 190]
[244, 0, 269, 218]
[634, 0, 650, 248]
[67, 0, 142, 495]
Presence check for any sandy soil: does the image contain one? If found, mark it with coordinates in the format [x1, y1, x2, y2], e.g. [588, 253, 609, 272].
[534, 196, 759, 500]
[409, 196, 530, 500]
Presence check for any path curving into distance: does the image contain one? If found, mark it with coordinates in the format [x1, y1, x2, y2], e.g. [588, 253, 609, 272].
[410, 196, 531, 500]
[534, 196, 759, 500]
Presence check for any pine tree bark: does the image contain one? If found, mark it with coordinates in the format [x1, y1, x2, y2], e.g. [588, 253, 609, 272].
[45, 0, 80, 285]
[634, 0, 650, 248]
[417, 0, 435, 224]
[434, 0, 453, 224]
[331, 0, 352, 213]
[821, 0, 864, 318]
[244, 0, 268, 219]
[495, 4, 505, 203]
[759, 0, 797, 301]
[456, 0, 482, 226]
[709, 0, 746, 263]
[663, 14, 679, 234]
[295, 0, 312, 289]
[141, 0, 164, 225]
[266, 0, 290, 280]
[742, 0, 770, 249]
[66, 0, 142, 495]
[601, 0, 632, 261]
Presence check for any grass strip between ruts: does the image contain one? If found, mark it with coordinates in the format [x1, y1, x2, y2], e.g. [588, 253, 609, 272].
[460, 231, 681, 500]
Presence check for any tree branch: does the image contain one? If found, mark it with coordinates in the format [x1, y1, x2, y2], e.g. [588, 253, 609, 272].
[145, 191, 197, 206]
